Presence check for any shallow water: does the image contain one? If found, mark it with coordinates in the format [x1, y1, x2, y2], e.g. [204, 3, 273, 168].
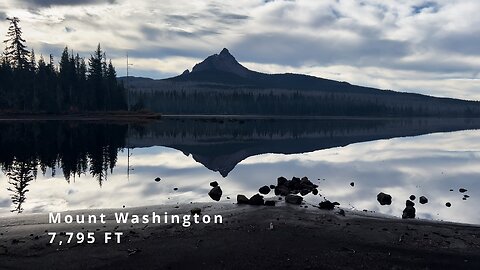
[0, 118, 478, 224]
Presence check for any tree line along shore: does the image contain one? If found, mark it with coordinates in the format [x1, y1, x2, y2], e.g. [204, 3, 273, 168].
[0, 17, 127, 114]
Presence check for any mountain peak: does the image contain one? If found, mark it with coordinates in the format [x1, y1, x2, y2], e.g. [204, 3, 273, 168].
[190, 48, 251, 78]
[219, 48, 231, 56]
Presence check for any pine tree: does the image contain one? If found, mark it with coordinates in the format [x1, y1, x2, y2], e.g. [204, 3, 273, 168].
[88, 44, 105, 110]
[3, 17, 30, 70]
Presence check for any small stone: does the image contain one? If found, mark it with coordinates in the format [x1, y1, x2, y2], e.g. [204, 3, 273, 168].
[312, 189, 318, 195]
[259, 186, 271, 195]
[265, 200, 276, 206]
[377, 192, 392, 205]
[210, 181, 218, 187]
[446, 202, 452, 207]
[285, 194, 303, 205]
[154, 177, 161, 182]
[338, 209, 345, 216]
[237, 195, 249, 204]
[409, 195, 416, 201]
[459, 188, 468, 193]
[350, 182, 354, 187]
[419, 196, 428, 204]
[173, 188, 178, 191]
[249, 194, 265, 205]
[269, 185, 276, 189]
[191, 208, 201, 215]
[406, 200, 415, 207]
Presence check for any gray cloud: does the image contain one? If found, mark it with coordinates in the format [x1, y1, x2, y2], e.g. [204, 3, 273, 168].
[433, 30, 480, 56]
[140, 24, 219, 41]
[3, 0, 480, 98]
[231, 33, 410, 68]
[21, 0, 116, 8]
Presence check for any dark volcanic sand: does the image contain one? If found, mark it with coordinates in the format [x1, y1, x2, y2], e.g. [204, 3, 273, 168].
[0, 204, 479, 270]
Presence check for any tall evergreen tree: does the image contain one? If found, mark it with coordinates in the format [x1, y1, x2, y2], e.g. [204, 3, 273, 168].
[3, 17, 30, 70]
[88, 44, 104, 110]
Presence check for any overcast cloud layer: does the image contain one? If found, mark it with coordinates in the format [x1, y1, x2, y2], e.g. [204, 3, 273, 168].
[1, 0, 479, 99]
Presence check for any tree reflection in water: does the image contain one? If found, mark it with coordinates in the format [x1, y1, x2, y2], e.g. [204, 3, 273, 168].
[4, 158, 37, 213]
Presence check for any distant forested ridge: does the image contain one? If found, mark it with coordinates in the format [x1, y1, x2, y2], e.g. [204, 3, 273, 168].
[126, 48, 480, 117]
[0, 17, 126, 113]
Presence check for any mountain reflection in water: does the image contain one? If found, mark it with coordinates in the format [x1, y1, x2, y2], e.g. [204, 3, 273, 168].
[0, 118, 479, 224]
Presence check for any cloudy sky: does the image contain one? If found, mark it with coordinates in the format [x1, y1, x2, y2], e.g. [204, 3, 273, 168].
[0, 0, 479, 99]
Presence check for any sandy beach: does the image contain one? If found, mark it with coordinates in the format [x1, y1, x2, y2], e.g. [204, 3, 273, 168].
[1, 202, 479, 270]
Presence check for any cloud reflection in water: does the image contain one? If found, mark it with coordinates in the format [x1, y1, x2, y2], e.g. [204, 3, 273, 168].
[0, 129, 478, 224]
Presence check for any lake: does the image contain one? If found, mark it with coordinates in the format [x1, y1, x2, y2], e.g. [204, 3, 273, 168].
[0, 117, 478, 224]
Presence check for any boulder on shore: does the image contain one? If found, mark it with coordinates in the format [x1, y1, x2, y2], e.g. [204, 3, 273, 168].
[237, 194, 249, 204]
[249, 194, 265, 205]
[285, 194, 303, 205]
[319, 200, 340, 210]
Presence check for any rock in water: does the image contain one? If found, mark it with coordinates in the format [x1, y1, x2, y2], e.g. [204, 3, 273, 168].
[277, 176, 288, 186]
[419, 196, 428, 204]
[275, 185, 290, 196]
[350, 182, 354, 187]
[154, 177, 161, 182]
[269, 185, 276, 189]
[446, 202, 451, 207]
[402, 200, 416, 219]
[237, 194, 249, 204]
[377, 192, 392, 205]
[210, 181, 218, 187]
[191, 208, 201, 215]
[208, 186, 222, 201]
[265, 200, 276, 206]
[409, 195, 416, 200]
[259, 185, 271, 195]
[249, 194, 265, 205]
[402, 206, 415, 219]
[285, 194, 303, 205]
[319, 200, 340, 210]
[459, 188, 468, 193]
[312, 189, 318, 195]
[300, 189, 310, 196]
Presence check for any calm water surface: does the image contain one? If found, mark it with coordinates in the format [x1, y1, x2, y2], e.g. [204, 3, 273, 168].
[0, 118, 478, 224]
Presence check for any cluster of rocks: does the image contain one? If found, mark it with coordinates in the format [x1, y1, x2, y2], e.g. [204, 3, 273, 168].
[377, 192, 430, 219]
[235, 177, 342, 211]
[273, 176, 319, 196]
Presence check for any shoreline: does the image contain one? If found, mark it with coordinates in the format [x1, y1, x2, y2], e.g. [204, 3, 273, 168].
[1, 203, 479, 269]
[0, 112, 161, 122]
[1, 113, 480, 122]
